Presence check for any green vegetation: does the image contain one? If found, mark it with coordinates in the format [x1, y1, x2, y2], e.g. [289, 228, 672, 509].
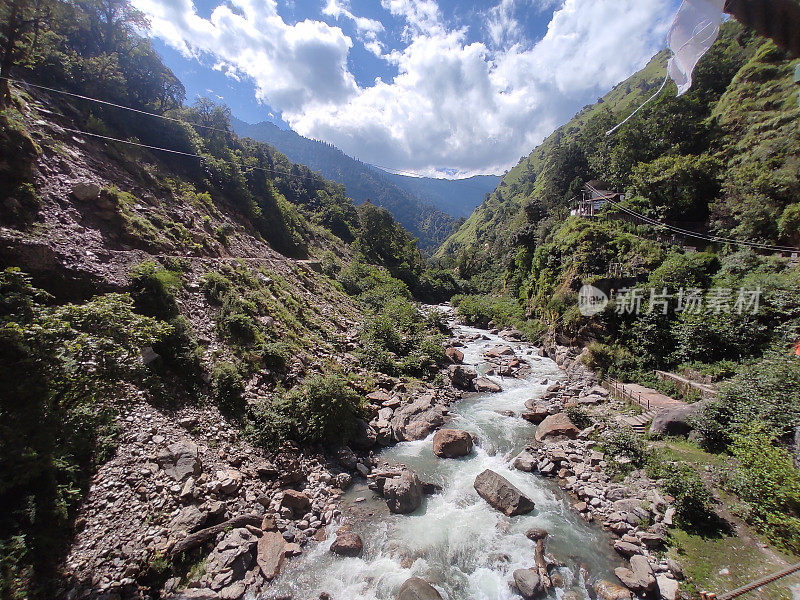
[0, 269, 169, 598]
[339, 260, 447, 378]
[727, 425, 800, 554]
[247, 372, 365, 447]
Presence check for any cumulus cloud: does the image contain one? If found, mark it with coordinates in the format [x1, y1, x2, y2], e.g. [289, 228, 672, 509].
[323, 0, 385, 56]
[132, 0, 358, 113]
[134, 0, 675, 176]
[292, 0, 674, 175]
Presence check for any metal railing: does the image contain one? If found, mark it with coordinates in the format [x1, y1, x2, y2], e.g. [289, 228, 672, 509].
[603, 378, 651, 411]
[701, 562, 800, 600]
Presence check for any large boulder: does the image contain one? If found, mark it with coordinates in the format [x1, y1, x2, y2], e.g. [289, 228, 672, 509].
[473, 469, 535, 516]
[256, 531, 285, 580]
[512, 451, 537, 472]
[351, 418, 378, 449]
[534, 413, 580, 442]
[169, 506, 208, 533]
[157, 441, 202, 481]
[657, 575, 680, 600]
[615, 555, 656, 594]
[650, 401, 708, 437]
[595, 580, 632, 600]
[485, 345, 515, 358]
[397, 578, 442, 600]
[448, 365, 477, 390]
[445, 347, 464, 364]
[513, 568, 542, 599]
[433, 429, 473, 458]
[71, 180, 101, 202]
[474, 377, 503, 393]
[382, 469, 424, 514]
[390, 393, 448, 441]
[330, 531, 363, 557]
[280, 490, 311, 514]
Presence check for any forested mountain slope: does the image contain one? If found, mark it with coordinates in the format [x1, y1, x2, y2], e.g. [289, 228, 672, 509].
[444, 21, 800, 558]
[231, 118, 456, 250]
[436, 22, 800, 263]
[380, 172, 500, 219]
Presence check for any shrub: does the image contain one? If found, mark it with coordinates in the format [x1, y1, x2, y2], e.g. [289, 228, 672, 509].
[260, 341, 290, 372]
[660, 464, 715, 530]
[200, 271, 232, 305]
[600, 427, 648, 471]
[218, 311, 259, 344]
[212, 361, 245, 414]
[248, 373, 364, 446]
[728, 424, 800, 553]
[129, 261, 181, 319]
[153, 315, 204, 391]
[0, 270, 169, 597]
[718, 351, 800, 441]
[565, 405, 592, 430]
[453, 293, 525, 329]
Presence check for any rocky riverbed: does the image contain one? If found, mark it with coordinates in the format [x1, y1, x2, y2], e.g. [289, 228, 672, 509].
[264, 314, 658, 600]
[63, 310, 685, 600]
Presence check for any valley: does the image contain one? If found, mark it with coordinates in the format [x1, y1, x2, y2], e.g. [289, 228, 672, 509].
[1, 1, 799, 600]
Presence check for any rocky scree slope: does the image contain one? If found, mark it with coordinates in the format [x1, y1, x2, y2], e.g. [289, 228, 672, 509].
[0, 85, 455, 600]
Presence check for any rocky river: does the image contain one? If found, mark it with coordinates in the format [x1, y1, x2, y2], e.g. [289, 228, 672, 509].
[266, 314, 630, 600]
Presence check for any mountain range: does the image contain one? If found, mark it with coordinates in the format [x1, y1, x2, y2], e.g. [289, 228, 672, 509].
[231, 118, 498, 250]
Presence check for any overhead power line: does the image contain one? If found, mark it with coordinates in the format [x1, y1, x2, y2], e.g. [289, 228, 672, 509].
[6, 75, 498, 192]
[585, 183, 799, 253]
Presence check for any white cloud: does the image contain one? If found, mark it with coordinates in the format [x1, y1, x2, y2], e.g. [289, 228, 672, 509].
[134, 0, 676, 176]
[486, 0, 523, 48]
[291, 0, 675, 176]
[323, 0, 385, 55]
[132, 0, 358, 113]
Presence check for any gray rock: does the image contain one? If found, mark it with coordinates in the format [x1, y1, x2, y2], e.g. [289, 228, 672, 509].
[281, 490, 311, 513]
[157, 442, 202, 481]
[534, 413, 580, 442]
[170, 506, 207, 533]
[513, 568, 542, 598]
[382, 469, 424, 514]
[448, 365, 477, 390]
[474, 377, 502, 393]
[256, 530, 285, 580]
[330, 531, 363, 557]
[433, 429, 473, 458]
[615, 555, 656, 594]
[650, 400, 708, 437]
[473, 469, 535, 516]
[512, 451, 537, 472]
[397, 577, 442, 600]
[595, 580, 632, 600]
[657, 575, 680, 600]
[71, 181, 101, 201]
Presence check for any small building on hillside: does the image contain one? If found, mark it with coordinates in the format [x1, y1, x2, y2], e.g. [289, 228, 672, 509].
[571, 180, 625, 218]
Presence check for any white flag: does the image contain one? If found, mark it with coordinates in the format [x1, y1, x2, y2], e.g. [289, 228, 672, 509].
[667, 0, 726, 95]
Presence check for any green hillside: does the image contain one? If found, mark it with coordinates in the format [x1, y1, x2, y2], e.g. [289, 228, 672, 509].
[436, 22, 799, 264]
[232, 118, 457, 250]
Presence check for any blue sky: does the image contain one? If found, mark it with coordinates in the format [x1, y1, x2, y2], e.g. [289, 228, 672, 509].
[133, 0, 680, 176]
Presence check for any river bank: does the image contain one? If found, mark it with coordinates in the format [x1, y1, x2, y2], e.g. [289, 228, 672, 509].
[263, 310, 683, 600]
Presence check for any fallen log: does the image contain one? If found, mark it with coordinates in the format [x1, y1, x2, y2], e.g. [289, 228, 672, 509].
[169, 513, 262, 555]
[534, 538, 551, 589]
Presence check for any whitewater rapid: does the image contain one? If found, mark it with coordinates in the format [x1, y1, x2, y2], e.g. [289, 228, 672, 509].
[266, 319, 623, 600]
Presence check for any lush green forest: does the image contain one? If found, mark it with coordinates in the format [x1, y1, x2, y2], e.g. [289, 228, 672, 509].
[231, 118, 458, 251]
